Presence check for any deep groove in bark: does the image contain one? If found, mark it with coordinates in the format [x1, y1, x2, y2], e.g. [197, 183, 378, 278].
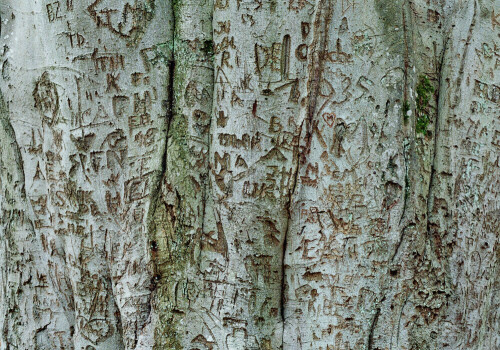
[452, 0, 476, 108]
[280, 119, 302, 331]
[164, 59, 176, 176]
[1, 0, 498, 348]
[390, 223, 413, 263]
[402, 1, 409, 105]
[367, 307, 381, 350]
[425, 38, 448, 240]
[399, 0, 411, 226]
[199, 9, 215, 269]
[281, 0, 333, 345]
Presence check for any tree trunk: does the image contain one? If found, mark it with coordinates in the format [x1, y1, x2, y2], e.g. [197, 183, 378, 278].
[0, 0, 498, 349]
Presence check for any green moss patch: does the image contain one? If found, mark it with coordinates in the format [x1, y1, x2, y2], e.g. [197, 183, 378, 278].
[415, 75, 434, 135]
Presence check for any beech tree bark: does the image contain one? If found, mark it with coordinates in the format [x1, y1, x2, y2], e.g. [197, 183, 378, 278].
[0, 0, 498, 349]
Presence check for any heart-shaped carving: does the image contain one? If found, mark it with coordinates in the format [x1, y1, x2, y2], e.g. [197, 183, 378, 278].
[322, 112, 336, 127]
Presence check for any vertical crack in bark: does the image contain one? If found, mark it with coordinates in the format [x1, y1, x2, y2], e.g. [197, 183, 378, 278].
[281, 0, 333, 346]
[145, 11, 176, 348]
[401, 1, 410, 105]
[148, 57, 175, 289]
[425, 38, 448, 239]
[149, 0, 216, 345]
[399, 0, 411, 226]
[390, 223, 414, 263]
[164, 59, 176, 181]
[280, 119, 302, 326]
[150, 56, 176, 211]
[426, 0, 474, 241]
[391, 295, 408, 350]
[391, 0, 414, 265]
[199, 10, 215, 269]
[452, 0, 477, 109]
[367, 307, 381, 350]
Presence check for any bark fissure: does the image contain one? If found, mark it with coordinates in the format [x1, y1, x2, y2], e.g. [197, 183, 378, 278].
[425, 38, 448, 239]
[164, 59, 176, 178]
[392, 295, 409, 350]
[402, 1, 410, 106]
[390, 223, 414, 263]
[399, 0, 411, 226]
[452, 0, 477, 108]
[367, 307, 381, 350]
[1, 0, 498, 348]
[280, 119, 302, 332]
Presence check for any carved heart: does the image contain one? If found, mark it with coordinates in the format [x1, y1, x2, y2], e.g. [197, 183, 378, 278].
[322, 112, 336, 127]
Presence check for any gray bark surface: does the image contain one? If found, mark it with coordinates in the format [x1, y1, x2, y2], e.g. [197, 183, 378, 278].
[0, 0, 498, 349]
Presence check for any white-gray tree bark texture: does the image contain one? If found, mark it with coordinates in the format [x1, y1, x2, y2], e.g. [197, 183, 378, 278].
[0, 0, 498, 349]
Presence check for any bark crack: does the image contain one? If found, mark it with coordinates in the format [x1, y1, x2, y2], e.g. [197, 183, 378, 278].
[281, 0, 333, 346]
[199, 10, 215, 268]
[143, 17, 176, 349]
[399, 0, 411, 227]
[280, 118, 302, 328]
[367, 307, 381, 350]
[402, 0, 410, 105]
[451, 0, 477, 108]
[425, 37, 448, 239]
[390, 223, 414, 263]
